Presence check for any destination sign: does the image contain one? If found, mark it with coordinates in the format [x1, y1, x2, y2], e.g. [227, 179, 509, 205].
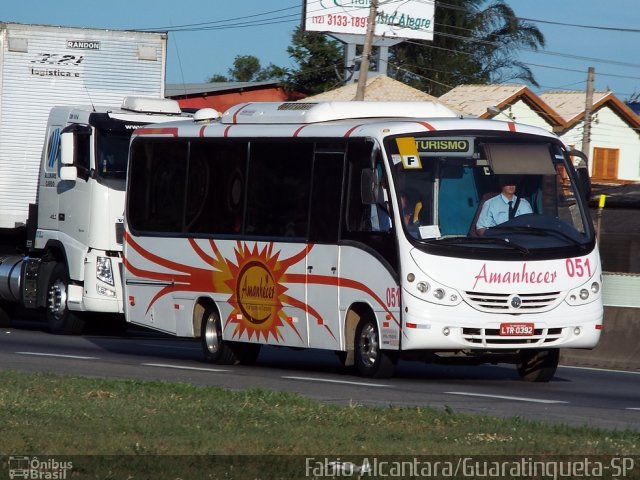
[415, 137, 474, 157]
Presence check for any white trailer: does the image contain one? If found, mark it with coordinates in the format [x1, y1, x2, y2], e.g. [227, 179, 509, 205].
[0, 22, 167, 229]
[0, 23, 182, 333]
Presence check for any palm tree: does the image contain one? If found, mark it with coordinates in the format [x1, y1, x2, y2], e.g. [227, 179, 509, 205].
[389, 0, 545, 96]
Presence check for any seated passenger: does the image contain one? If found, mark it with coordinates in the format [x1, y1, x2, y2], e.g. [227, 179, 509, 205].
[476, 176, 532, 236]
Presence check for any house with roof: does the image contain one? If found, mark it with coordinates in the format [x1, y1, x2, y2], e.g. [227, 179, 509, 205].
[439, 83, 564, 131]
[303, 74, 450, 104]
[540, 91, 640, 183]
[441, 85, 640, 183]
[165, 81, 301, 113]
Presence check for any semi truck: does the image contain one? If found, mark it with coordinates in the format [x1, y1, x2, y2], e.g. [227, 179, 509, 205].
[0, 22, 184, 333]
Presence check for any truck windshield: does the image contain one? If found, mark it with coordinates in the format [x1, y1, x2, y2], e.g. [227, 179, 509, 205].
[385, 134, 594, 257]
[95, 129, 132, 180]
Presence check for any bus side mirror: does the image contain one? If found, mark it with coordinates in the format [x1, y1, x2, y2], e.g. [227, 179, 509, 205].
[569, 149, 591, 202]
[360, 168, 378, 205]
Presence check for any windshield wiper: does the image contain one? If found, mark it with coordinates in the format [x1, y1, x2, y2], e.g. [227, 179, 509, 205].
[434, 236, 530, 254]
[491, 225, 585, 247]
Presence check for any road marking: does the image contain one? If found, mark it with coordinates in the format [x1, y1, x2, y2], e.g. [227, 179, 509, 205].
[282, 375, 391, 388]
[16, 352, 99, 360]
[626, 408, 640, 411]
[142, 363, 228, 373]
[559, 365, 640, 375]
[445, 391, 568, 404]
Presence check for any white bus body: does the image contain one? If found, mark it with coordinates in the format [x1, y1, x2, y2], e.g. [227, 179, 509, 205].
[123, 101, 602, 381]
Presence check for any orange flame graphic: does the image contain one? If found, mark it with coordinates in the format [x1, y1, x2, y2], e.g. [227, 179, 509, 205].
[124, 231, 397, 344]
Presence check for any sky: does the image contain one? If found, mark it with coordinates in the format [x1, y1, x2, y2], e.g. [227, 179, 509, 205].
[2, 0, 640, 100]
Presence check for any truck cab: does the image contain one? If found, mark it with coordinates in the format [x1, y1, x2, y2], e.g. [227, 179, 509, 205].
[15, 97, 186, 333]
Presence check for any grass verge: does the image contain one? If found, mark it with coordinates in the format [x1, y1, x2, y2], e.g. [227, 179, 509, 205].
[1, 370, 638, 478]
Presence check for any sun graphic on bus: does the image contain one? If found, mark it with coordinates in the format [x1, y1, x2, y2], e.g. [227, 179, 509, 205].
[123, 234, 311, 343]
[217, 242, 306, 343]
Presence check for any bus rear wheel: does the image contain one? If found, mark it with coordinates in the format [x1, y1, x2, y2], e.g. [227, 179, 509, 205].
[516, 348, 559, 382]
[201, 306, 237, 365]
[354, 318, 396, 378]
[231, 342, 261, 365]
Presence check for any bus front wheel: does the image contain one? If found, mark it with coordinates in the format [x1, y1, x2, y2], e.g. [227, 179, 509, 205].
[516, 348, 559, 382]
[354, 318, 396, 378]
[201, 306, 237, 365]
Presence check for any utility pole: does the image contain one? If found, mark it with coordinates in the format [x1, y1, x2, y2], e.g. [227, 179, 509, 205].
[354, 0, 378, 101]
[581, 67, 595, 159]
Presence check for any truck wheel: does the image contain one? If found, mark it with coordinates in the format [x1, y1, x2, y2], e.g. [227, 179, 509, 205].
[201, 306, 237, 364]
[516, 348, 559, 382]
[46, 263, 85, 335]
[354, 317, 396, 378]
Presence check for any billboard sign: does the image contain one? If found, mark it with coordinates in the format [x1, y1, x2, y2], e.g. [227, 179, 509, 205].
[304, 0, 434, 41]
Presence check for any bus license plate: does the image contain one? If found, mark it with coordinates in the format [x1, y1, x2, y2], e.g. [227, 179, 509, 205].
[499, 323, 534, 336]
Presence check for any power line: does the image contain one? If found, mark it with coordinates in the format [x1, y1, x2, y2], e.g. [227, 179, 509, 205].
[135, 4, 301, 31]
[516, 17, 640, 34]
[134, 0, 640, 95]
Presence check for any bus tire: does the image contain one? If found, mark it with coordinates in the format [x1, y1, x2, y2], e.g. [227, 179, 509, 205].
[46, 262, 85, 335]
[354, 317, 396, 378]
[231, 342, 261, 365]
[201, 306, 237, 364]
[516, 348, 559, 382]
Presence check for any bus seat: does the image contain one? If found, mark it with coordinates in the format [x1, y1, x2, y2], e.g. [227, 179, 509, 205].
[468, 192, 499, 237]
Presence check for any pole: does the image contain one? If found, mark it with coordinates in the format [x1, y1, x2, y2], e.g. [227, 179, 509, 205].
[581, 67, 595, 160]
[354, 0, 378, 101]
[596, 193, 606, 239]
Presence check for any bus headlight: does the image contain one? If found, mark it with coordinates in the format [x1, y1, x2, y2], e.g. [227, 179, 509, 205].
[405, 271, 462, 306]
[566, 278, 601, 306]
[97, 256, 115, 286]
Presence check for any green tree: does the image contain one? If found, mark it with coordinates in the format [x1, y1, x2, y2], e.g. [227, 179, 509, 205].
[208, 55, 287, 83]
[390, 0, 545, 96]
[285, 26, 344, 95]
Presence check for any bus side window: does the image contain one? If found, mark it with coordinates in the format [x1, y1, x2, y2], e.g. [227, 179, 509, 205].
[127, 139, 188, 233]
[187, 140, 247, 235]
[345, 142, 390, 233]
[246, 141, 313, 238]
[309, 150, 345, 243]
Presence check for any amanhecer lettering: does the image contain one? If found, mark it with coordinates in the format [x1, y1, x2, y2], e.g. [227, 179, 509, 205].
[473, 263, 558, 289]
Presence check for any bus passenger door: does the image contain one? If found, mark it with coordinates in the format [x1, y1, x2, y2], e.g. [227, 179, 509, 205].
[306, 151, 345, 350]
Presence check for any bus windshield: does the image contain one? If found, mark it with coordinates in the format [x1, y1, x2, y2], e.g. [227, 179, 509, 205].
[386, 134, 593, 255]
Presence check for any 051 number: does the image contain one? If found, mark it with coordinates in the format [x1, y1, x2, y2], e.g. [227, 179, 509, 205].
[386, 287, 401, 307]
[565, 258, 592, 277]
